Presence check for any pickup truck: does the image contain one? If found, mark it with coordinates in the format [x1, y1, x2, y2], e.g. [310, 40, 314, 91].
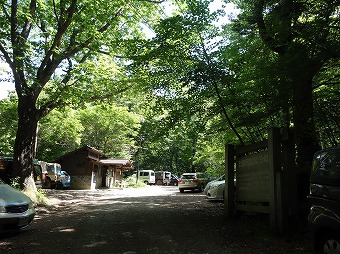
[40, 161, 62, 189]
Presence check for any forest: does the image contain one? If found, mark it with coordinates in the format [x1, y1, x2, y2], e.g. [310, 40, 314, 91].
[0, 0, 339, 192]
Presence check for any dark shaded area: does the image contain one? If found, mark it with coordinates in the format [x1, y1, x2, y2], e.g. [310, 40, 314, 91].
[0, 187, 312, 254]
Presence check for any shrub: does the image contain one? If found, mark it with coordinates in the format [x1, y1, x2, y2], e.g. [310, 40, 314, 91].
[122, 176, 147, 188]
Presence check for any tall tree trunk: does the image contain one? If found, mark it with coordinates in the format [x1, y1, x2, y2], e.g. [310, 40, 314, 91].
[290, 52, 321, 203]
[12, 94, 39, 190]
[292, 82, 320, 202]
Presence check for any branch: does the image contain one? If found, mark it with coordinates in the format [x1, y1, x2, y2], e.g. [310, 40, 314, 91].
[52, 0, 59, 24]
[254, 0, 286, 55]
[197, 32, 245, 145]
[10, 0, 18, 45]
[20, 0, 37, 40]
[38, 79, 78, 117]
[65, 8, 124, 57]
[1, 1, 11, 21]
[90, 83, 135, 101]
[37, 0, 77, 84]
[0, 44, 14, 69]
[37, 53, 87, 117]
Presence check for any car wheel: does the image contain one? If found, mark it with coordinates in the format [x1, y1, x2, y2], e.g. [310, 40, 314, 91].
[43, 178, 52, 189]
[55, 182, 63, 190]
[179, 189, 184, 193]
[144, 181, 149, 185]
[156, 180, 162, 185]
[318, 232, 340, 254]
[199, 184, 205, 192]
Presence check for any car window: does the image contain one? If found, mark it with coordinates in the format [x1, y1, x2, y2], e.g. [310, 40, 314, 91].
[182, 174, 195, 179]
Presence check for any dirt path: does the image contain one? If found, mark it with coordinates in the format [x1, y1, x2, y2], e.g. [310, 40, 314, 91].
[0, 186, 312, 254]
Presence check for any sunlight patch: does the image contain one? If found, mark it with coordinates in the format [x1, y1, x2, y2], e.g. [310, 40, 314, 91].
[84, 241, 107, 248]
[57, 227, 76, 232]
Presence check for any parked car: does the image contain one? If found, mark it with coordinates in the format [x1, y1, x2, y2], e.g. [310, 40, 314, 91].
[204, 175, 225, 201]
[308, 146, 340, 254]
[0, 179, 35, 232]
[178, 172, 210, 193]
[155, 171, 171, 185]
[0, 157, 42, 188]
[59, 171, 71, 189]
[40, 162, 62, 189]
[135, 170, 155, 185]
[170, 175, 179, 186]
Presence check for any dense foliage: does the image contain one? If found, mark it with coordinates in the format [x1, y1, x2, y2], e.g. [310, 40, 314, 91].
[0, 0, 339, 187]
[0, 0, 162, 187]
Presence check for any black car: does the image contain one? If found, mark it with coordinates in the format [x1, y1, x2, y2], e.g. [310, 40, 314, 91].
[170, 175, 179, 186]
[0, 157, 42, 188]
[308, 147, 340, 254]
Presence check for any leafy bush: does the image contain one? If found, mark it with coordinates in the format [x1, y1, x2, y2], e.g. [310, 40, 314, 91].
[23, 188, 52, 206]
[122, 176, 147, 188]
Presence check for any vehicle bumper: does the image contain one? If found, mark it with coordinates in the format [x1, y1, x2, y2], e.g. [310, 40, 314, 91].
[179, 185, 199, 191]
[206, 189, 222, 200]
[0, 208, 35, 231]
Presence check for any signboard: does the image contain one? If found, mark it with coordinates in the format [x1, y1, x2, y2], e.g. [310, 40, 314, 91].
[236, 150, 269, 202]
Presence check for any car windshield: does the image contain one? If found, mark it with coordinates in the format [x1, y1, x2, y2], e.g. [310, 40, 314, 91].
[182, 174, 195, 179]
[0, 178, 4, 184]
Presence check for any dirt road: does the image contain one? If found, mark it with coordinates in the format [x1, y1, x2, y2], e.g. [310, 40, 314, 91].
[0, 186, 312, 254]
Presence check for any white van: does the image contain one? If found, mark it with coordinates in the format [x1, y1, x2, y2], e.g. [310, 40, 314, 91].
[136, 170, 155, 185]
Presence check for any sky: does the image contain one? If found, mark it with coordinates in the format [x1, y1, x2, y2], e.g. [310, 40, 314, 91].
[0, 0, 238, 100]
[0, 61, 14, 100]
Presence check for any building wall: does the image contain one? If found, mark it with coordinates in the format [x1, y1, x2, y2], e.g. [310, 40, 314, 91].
[71, 175, 92, 189]
[57, 147, 131, 189]
[57, 149, 101, 190]
[59, 150, 89, 176]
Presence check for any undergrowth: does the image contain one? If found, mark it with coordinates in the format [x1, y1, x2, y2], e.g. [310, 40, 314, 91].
[122, 177, 148, 188]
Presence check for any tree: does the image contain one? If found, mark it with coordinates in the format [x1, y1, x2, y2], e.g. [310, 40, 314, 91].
[0, 0, 162, 189]
[37, 108, 83, 161]
[78, 103, 141, 158]
[226, 0, 340, 199]
[0, 95, 17, 155]
[313, 59, 340, 147]
[125, 0, 241, 176]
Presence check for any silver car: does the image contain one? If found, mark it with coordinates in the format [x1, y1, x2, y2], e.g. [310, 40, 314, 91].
[204, 175, 226, 200]
[178, 172, 210, 193]
[0, 179, 35, 231]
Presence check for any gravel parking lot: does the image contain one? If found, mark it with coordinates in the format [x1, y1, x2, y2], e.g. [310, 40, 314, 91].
[0, 186, 312, 254]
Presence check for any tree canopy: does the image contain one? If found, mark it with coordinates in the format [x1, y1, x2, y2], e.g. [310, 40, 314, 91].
[0, 0, 339, 193]
[0, 0, 163, 187]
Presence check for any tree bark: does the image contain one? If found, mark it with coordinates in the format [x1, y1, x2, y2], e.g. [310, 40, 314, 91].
[289, 54, 321, 201]
[12, 94, 39, 190]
